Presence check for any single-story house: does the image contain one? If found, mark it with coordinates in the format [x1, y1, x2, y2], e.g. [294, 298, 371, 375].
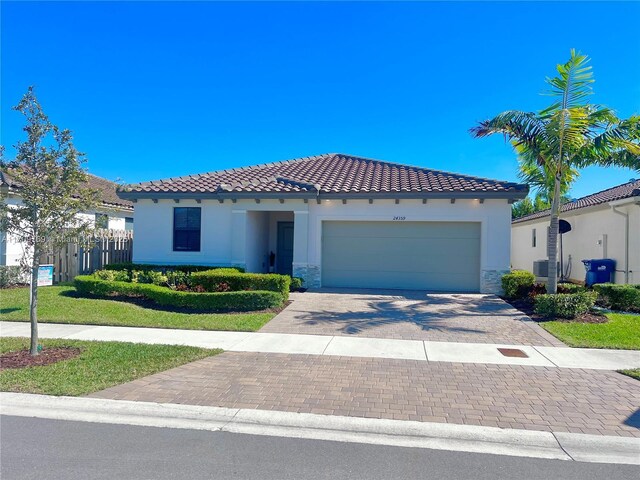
[117, 153, 528, 293]
[0, 171, 134, 267]
[511, 179, 640, 284]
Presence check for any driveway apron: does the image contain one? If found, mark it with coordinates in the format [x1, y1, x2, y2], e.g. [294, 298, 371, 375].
[261, 289, 562, 346]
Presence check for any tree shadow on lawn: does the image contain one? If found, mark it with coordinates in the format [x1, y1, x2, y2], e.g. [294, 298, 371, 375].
[0, 308, 20, 315]
[295, 292, 528, 336]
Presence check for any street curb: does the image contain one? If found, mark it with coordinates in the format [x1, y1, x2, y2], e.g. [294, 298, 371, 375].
[2, 393, 638, 464]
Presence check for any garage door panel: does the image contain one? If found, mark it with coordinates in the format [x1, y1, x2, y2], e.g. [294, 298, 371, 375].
[327, 243, 478, 272]
[323, 269, 480, 291]
[323, 223, 480, 240]
[322, 221, 480, 292]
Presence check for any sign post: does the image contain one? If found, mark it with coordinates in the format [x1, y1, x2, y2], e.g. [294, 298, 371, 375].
[37, 265, 54, 286]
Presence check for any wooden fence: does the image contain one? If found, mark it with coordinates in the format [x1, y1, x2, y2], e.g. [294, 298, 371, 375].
[39, 230, 133, 283]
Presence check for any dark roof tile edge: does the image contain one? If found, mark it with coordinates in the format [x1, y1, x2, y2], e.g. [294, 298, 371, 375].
[512, 179, 640, 224]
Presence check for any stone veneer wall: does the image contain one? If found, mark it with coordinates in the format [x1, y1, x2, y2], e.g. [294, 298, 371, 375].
[480, 269, 509, 295]
[292, 264, 321, 289]
[294, 265, 505, 294]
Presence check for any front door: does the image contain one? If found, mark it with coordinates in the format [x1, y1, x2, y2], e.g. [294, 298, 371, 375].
[276, 221, 294, 276]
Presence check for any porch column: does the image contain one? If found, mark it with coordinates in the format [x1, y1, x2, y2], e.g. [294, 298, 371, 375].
[292, 211, 308, 266]
[292, 210, 317, 287]
[231, 210, 247, 270]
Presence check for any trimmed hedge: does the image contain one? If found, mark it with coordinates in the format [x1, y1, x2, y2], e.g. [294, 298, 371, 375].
[534, 291, 598, 319]
[502, 270, 535, 299]
[191, 270, 291, 301]
[593, 283, 640, 313]
[103, 263, 244, 274]
[290, 277, 304, 291]
[74, 276, 283, 312]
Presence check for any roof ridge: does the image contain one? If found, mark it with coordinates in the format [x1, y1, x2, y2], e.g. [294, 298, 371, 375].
[128, 153, 331, 187]
[128, 152, 526, 188]
[330, 153, 522, 186]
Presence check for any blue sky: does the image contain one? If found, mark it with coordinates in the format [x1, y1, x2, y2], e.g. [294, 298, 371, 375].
[2, 1, 639, 199]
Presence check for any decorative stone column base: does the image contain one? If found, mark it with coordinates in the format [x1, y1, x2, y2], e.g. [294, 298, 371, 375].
[480, 269, 509, 295]
[292, 264, 321, 289]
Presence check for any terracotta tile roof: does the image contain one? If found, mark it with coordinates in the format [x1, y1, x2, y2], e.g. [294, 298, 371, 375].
[512, 179, 640, 224]
[85, 174, 134, 209]
[119, 153, 528, 198]
[0, 169, 133, 210]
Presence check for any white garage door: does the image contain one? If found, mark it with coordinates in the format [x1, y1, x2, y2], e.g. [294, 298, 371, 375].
[322, 221, 480, 292]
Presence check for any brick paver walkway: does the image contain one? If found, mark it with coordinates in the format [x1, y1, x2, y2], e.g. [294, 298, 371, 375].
[260, 291, 563, 346]
[91, 352, 640, 437]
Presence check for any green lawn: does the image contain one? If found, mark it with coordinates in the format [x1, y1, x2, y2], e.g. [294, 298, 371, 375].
[0, 286, 275, 331]
[541, 313, 640, 350]
[620, 369, 640, 381]
[0, 337, 220, 396]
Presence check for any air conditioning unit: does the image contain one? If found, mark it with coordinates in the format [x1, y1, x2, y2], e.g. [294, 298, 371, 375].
[533, 260, 560, 277]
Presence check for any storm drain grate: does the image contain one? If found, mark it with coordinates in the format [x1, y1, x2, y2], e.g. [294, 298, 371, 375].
[497, 348, 529, 358]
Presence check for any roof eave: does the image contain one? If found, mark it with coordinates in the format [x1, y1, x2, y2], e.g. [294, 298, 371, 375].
[117, 189, 529, 202]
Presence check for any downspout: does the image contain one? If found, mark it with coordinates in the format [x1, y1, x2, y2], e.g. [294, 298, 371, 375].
[610, 205, 630, 284]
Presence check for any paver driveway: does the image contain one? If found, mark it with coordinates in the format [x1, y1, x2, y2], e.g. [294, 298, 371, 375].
[92, 352, 640, 437]
[261, 289, 562, 346]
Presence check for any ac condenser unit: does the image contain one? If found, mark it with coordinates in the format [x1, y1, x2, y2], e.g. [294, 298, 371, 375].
[533, 260, 560, 277]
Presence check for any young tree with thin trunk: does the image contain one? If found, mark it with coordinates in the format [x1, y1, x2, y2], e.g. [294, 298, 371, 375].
[471, 50, 640, 293]
[0, 87, 99, 355]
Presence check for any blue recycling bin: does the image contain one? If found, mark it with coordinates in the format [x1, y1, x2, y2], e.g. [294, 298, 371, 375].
[582, 259, 616, 286]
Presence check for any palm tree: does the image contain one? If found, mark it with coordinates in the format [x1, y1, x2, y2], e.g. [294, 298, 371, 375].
[471, 50, 640, 293]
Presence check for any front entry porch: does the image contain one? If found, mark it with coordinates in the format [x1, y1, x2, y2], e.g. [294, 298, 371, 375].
[231, 207, 309, 280]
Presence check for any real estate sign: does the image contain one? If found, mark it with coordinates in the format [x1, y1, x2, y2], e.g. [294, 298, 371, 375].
[37, 265, 54, 286]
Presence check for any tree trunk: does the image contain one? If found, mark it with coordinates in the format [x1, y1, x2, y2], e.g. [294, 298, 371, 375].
[29, 251, 39, 356]
[546, 173, 562, 294]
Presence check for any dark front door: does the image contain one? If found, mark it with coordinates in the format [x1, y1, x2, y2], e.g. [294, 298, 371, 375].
[276, 221, 294, 276]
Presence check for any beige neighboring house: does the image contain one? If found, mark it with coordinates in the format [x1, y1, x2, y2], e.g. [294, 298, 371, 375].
[0, 171, 134, 267]
[511, 179, 640, 284]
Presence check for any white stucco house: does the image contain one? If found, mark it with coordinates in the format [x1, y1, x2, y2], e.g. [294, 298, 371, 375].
[117, 153, 528, 293]
[511, 179, 640, 284]
[0, 171, 134, 266]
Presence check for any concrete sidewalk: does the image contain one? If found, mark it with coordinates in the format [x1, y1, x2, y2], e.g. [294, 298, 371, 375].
[2, 321, 638, 370]
[2, 392, 639, 465]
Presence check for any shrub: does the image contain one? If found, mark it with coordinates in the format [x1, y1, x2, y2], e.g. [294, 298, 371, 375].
[528, 282, 547, 299]
[534, 291, 598, 319]
[0, 266, 26, 288]
[556, 283, 587, 294]
[103, 263, 244, 274]
[74, 275, 283, 312]
[94, 269, 130, 282]
[290, 277, 304, 291]
[502, 270, 535, 299]
[593, 284, 640, 313]
[191, 270, 291, 300]
[132, 270, 168, 286]
[166, 270, 191, 289]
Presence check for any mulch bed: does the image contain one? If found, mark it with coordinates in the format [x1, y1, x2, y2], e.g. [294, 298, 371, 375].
[0, 347, 82, 371]
[504, 298, 609, 324]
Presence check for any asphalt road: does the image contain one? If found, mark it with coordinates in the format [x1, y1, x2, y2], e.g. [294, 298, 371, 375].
[1, 416, 637, 480]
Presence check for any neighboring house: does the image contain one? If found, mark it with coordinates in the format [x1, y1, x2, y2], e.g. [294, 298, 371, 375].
[118, 153, 527, 293]
[0, 171, 134, 267]
[511, 179, 640, 284]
